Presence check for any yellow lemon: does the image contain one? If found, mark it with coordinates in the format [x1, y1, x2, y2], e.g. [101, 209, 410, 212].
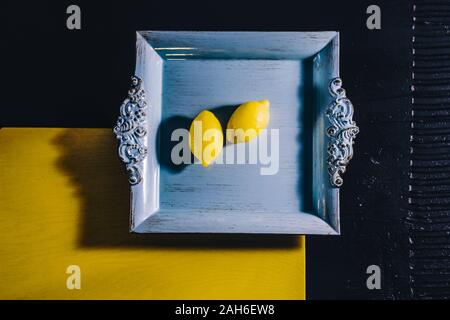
[189, 110, 223, 167]
[226, 100, 270, 144]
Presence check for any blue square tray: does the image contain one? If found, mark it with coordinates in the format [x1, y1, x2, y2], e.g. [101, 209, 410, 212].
[113, 31, 358, 234]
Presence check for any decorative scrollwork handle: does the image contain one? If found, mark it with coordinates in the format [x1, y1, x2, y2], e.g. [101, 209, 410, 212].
[113, 76, 148, 185]
[326, 78, 359, 187]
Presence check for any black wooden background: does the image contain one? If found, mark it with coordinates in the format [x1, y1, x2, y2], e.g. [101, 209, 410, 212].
[410, 0, 450, 299]
[3, 0, 442, 299]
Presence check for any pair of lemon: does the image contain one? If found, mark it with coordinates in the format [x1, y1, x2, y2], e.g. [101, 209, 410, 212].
[189, 100, 270, 167]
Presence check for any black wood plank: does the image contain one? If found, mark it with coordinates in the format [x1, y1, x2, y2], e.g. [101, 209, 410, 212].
[307, 1, 413, 299]
[410, 0, 450, 300]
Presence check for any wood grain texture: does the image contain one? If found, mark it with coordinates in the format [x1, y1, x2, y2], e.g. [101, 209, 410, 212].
[0, 128, 305, 299]
[410, 0, 450, 299]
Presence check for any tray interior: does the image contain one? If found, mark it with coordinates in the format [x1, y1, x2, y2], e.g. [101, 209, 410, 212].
[133, 32, 339, 234]
[159, 58, 312, 214]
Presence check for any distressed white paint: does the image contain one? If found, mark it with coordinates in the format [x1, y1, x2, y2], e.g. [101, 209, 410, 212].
[126, 31, 340, 234]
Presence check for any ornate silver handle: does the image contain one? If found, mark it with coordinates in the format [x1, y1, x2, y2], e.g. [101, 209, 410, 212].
[326, 78, 359, 187]
[113, 76, 148, 185]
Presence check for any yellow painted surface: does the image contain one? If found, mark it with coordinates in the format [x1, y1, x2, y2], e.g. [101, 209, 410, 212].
[0, 128, 305, 300]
